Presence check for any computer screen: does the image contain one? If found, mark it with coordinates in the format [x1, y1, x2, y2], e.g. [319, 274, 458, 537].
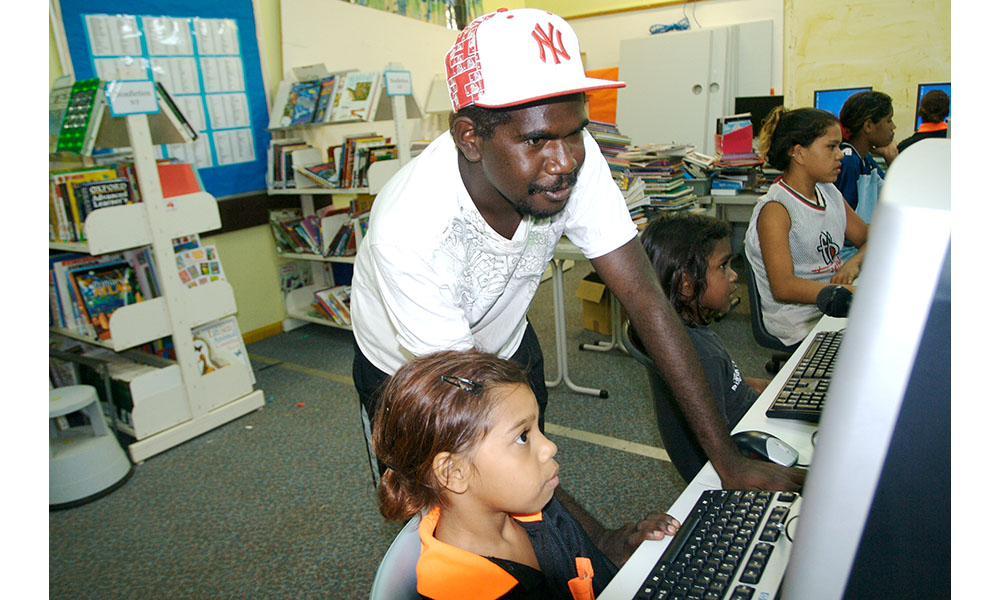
[781, 139, 951, 599]
[733, 95, 784, 138]
[914, 82, 951, 129]
[813, 86, 873, 119]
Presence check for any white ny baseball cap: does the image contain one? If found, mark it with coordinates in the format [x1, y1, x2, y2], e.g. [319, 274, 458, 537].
[445, 8, 625, 112]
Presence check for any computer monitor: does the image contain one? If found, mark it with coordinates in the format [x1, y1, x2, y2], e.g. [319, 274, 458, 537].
[734, 95, 784, 137]
[813, 86, 873, 119]
[914, 82, 951, 129]
[781, 139, 951, 598]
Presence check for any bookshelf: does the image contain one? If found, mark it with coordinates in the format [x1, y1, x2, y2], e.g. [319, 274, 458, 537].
[267, 63, 420, 332]
[49, 88, 264, 463]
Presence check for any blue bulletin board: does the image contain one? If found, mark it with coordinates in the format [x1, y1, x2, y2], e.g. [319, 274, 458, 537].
[55, 0, 270, 198]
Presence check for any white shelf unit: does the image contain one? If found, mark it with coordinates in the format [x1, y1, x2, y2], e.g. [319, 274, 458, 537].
[267, 63, 417, 333]
[50, 111, 264, 463]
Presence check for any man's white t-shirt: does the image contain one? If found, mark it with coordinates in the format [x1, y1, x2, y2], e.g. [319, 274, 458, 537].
[352, 129, 637, 375]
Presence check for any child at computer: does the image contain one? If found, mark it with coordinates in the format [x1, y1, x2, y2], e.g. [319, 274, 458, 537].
[835, 90, 896, 261]
[640, 213, 771, 430]
[897, 89, 949, 153]
[744, 106, 869, 346]
[371, 349, 680, 600]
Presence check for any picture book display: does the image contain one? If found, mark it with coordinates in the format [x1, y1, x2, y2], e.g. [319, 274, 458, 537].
[332, 71, 381, 123]
[313, 285, 352, 326]
[70, 261, 143, 341]
[192, 316, 254, 382]
[175, 245, 226, 288]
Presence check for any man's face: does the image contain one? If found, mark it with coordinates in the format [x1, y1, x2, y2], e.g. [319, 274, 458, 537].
[476, 96, 589, 219]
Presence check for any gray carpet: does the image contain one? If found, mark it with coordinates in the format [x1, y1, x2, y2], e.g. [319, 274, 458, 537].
[48, 256, 773, 599]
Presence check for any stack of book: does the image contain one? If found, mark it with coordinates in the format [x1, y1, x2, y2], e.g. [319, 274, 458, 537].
[312, 285, 352, 326]
[625, 150, 698, 214]
[714, 113, 763, 168]
[268, 205, 370, 258]
[710, 167, 760, 196]
[586, 121, 632, 193]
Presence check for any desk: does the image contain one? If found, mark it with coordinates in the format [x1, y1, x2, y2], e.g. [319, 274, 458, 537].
[544, 239, 625, 398]
[698, 191, 759, 224]
[597, 315, 846, 599]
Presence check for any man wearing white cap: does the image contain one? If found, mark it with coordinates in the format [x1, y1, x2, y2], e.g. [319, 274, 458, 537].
[352, 8, 805, 564]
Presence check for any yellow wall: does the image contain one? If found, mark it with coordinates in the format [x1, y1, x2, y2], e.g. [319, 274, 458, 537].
[785, 0, 950, 137]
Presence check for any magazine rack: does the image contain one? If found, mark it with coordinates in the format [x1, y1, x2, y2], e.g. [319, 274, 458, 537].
[51, 100, 264, 462]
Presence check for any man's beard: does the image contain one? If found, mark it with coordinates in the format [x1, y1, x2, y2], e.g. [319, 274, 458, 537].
[515, 171, 579, 218]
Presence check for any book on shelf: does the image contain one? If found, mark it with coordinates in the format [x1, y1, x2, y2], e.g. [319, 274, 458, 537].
[710, 187, 739, 196]
[288, 146, 324, 189]
[313, 285, 352, 326]
[313, 74, 340, 122]
[153, 81, 198, 142]
[50, 249, 160, 339]
[278, 261, 314, 294]
[192, 316, 254, 382]
[79, 177, 133, 214]
[332, 71, 381, 123]
[176, 245, 226, 288]
[296, 161, 340, 188]
[54, 78, 106, 155]
[339, 133, 386, 188]
[68, 260, 143, 341]
[288, 80, 323, 125]
[50, 166, 120, 242]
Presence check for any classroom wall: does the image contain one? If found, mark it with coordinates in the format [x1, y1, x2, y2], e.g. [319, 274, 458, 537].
[784, 0, 950, 137]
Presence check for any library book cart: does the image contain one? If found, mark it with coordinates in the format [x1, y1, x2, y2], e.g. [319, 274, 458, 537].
[267, 63, 419, 333]
[50, 84, 264, 463]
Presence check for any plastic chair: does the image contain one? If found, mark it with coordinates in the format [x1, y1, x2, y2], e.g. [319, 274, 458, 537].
[370, 512, 423, 600]
[744, 261, 798, 374]
[622, 321, 708, 483]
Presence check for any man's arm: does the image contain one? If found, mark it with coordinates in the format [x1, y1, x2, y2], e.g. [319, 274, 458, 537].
[590, 237, 806, 491]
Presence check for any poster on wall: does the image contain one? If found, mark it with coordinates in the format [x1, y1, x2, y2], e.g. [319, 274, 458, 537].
[54, 0, 270, 198]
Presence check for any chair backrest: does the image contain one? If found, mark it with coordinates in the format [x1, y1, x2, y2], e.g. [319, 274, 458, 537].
[622, 321, 708, 483]
[744, 260, 798, 354]
[370, 512, 423, 600]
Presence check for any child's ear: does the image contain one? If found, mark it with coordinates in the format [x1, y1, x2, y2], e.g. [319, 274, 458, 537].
[432, 451, 471, 494]
[679, 271, 695, 301]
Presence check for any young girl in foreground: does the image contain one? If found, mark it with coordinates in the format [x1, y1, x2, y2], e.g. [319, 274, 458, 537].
[641, 213, 771, 425]
[744, 107, 869, 346]
[372, 350, 679, 600]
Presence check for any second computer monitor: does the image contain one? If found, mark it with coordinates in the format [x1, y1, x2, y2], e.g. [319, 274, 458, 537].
[915, 82, 950, 129]
[813, 86, 873, 119]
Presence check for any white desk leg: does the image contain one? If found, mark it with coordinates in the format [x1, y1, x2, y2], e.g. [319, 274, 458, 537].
[545, 259, 608, 398]
[579, 295, 627, 353]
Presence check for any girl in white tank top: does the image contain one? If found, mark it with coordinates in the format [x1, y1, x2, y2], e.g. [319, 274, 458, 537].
[744, 107, 870, 346]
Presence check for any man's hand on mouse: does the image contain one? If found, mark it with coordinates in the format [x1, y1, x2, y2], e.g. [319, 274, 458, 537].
[716, 454, 807, 491]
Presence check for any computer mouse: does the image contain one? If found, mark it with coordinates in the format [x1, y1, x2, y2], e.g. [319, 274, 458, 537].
[731, 430, 799, 467]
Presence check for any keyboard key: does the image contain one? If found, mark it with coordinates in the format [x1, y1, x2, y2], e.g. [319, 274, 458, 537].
[731, 585, 756, 600]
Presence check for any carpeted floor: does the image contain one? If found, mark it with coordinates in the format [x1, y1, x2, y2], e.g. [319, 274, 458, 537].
[48, 255, 774, 599]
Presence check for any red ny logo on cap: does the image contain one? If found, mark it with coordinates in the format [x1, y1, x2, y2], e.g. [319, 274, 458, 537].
[531, 22, 570, 64]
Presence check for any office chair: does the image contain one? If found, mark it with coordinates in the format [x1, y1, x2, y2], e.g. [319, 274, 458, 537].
[622, 320, 708, 483]
[744, 261, 798, 374]
[369, 512, 423, 600]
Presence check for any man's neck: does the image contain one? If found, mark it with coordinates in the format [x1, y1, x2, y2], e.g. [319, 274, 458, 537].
[458, 156, 523, 239]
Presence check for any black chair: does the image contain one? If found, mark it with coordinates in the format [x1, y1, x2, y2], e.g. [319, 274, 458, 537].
[622, 321, 707, 483]
[744, 261, 798, 374]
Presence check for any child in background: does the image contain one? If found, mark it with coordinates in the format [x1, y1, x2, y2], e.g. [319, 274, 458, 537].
[897, 89, 950, 153]
[835, 90, 896, 261]
[372, 349, 679, 600]
[744, 107, 869, 346]
[640, 213, 771, 430]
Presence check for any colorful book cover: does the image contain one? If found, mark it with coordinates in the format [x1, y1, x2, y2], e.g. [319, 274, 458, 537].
[332, 71, 380, 122]
[79, 177, 133, 216]
[313, 74, 339, 122]
[278, 261, 313, 294]
[192, 316, 254, 382]
[297, 161, 340, 188]
[70, 261, 142, 341]
[289, 81, 321, 124]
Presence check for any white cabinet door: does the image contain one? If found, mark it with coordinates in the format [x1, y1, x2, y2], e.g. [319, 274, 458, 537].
[616, 22, 774, 154]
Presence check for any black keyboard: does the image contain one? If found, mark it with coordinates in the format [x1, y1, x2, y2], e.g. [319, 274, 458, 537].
[633, 489, 799, 600]
[765, 329, 844, 422]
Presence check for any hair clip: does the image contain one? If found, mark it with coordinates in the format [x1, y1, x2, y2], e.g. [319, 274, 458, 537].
[440, 375, 483, 394]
